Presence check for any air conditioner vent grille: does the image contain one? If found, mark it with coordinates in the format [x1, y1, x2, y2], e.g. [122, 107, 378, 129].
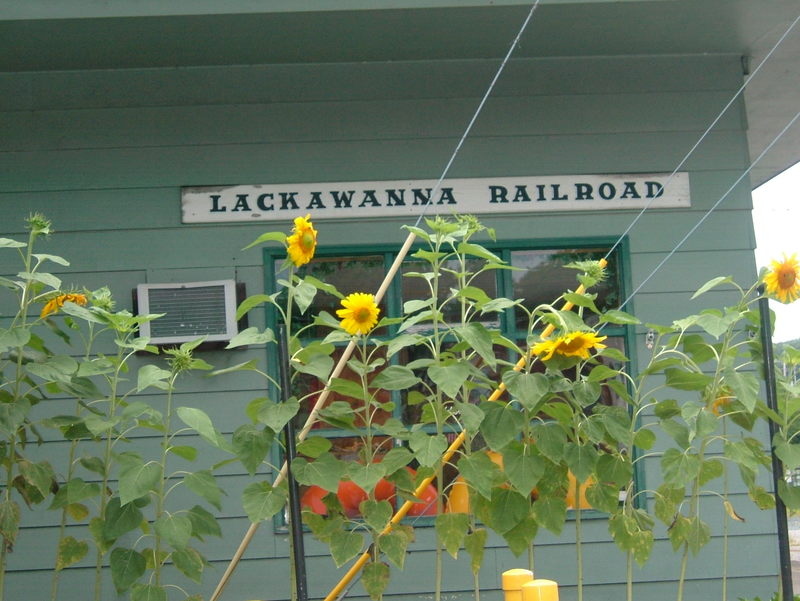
[148, 285, 229, 338]
[136, 279, 239, 345]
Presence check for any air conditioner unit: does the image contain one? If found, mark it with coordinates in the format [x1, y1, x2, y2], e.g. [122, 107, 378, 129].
[135, 279, 240, 345]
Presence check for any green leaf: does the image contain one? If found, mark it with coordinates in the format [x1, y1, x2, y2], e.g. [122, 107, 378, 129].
[169, 445, 198, 462]
[17, 460, 55, 499]
[633, 428, 656, 450]
[154, 514, 193, 550]
[410, 431, 447, 467]
[379, 446, 414, 475]
[0, 326, 31, 353]
[362, 561, 390, 601]
[464, 528, 487, 575]
[243, 230, 286, 250]
[435, 512, 470, 558]
[110, 547, 146, 593]
[686, 515, 711, 555]
[584, 481, 619, 513]
[501, 515, 538, 557]
[488, 488, 529, 534]
[608, 513, 654, 566]
[664, 368, 712, 391]
[130, 583, 168, 601]
[456, 322, 497, 369]
[225, 326, 275, 349]
[503, 441, 544, 495]
[371, 365, 421, 390]
[599, 309, 641, 325]
[502, 371, 549, 411]
[232, 424, 273, 476]
[428, 362, 472, 399]
[479, 401, 526, 451]
[531, 496, 567, 535]
[187, 505, 222, 540]
[177, 407, 233, 452]
[531, 423, 567, 463]
[361, 500, 393, 532]
[184, 470, 225, 511]
[347, 462, 386, 493]
[329, 529, 365, 568]
[661, 448, 701, 487]
[136, 364, 171, 392]
[564, 443, 598, 484]
[0, 237, 26, 248]
[457, 453, 505, 499]
[0, 500, 20, 546]
[236, 292, 279, 319]
[256, 398, 300, 434]
[291, 453, 347, 493]
[724, 369, 759, 413]
[50, 478, 101, 510]
[26, 355, 79, 383]
[119, 461, 162, 506]
[296, 436, 333, 458]
[55, 536, 89, 571]
[692, 276, 733, 298]
[654, 484, 684, 525]
[454, 401, 484, 434]
[379, 529, 410, 569]
[698, 458, 724, 485]
[209, 359, 260, 377]
[172, 547, 205, 583]
[563, 292, 599, 312]
[242, 481, 288, 522]
[103, 497, 144, 539]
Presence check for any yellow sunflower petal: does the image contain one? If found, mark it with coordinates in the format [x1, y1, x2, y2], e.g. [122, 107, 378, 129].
[286, 214, 317, 267]
[764, 253, 800, 304]
[336, 292, 380, 336]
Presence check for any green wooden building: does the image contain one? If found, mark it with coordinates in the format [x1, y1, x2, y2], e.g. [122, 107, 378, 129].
[1, 2, 799, 600]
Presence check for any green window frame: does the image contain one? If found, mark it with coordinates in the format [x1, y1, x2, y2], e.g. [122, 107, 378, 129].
[262, 236, 636, 528]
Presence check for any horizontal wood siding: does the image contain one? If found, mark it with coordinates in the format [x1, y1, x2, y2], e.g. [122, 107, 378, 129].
[0, 51, 773, 601]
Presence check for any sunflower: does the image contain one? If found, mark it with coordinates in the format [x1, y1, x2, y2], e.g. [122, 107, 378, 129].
[532, 331, 607, 361]
[337, 293, 380, 336]
[40, 292, 88, 319]
[286, 214, 317, 267]
[763, 253, 799, 304]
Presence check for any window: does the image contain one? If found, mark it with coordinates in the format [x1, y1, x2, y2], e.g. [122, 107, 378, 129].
[263, 238, 631, 524]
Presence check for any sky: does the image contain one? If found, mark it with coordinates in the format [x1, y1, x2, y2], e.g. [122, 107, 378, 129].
[752, 161, 800, 343]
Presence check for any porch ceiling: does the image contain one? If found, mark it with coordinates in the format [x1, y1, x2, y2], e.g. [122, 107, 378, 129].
[2, 0, 797, 187]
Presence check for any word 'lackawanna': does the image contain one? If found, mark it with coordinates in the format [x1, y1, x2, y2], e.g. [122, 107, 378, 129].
[181, 173, 690, 223]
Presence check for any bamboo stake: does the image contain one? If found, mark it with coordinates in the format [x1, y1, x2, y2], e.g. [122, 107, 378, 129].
[209, 233, 418, 601]
[322, 258, 607, 601]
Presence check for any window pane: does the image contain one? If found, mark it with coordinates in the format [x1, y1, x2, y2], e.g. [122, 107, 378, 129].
[275, 254, 387, 337]
[510, 248, 620, 332]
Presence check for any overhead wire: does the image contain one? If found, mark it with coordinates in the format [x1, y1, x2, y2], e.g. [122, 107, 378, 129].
[605, 11, 800, 261]
[210, 3, 542, 600]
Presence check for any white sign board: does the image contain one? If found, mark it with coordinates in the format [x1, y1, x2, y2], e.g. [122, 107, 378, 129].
[181, 173, 690, 223]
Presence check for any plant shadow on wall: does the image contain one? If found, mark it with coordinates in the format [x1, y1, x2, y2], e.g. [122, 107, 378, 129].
[1, 214, 800, 601]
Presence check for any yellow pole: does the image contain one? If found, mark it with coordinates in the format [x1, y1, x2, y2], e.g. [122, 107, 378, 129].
[502, 569, 534, 601]
[322, 259, 607, 601]
[522, 579, 559, 601]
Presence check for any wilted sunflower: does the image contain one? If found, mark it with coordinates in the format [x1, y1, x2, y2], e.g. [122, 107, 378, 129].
[337, 292, 380, 336]
[532, 331, 607, 361]
[286, 214, 317, 267]
[40, 292, 88, 319]
[764, 253, 799, 304]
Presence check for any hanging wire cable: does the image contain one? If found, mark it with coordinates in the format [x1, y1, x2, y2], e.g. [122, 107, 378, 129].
[414, 0, 541, 228]
[604, 11, 800, 260]
[616, 108, 800, 312]
[210, 5, 543, 600]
